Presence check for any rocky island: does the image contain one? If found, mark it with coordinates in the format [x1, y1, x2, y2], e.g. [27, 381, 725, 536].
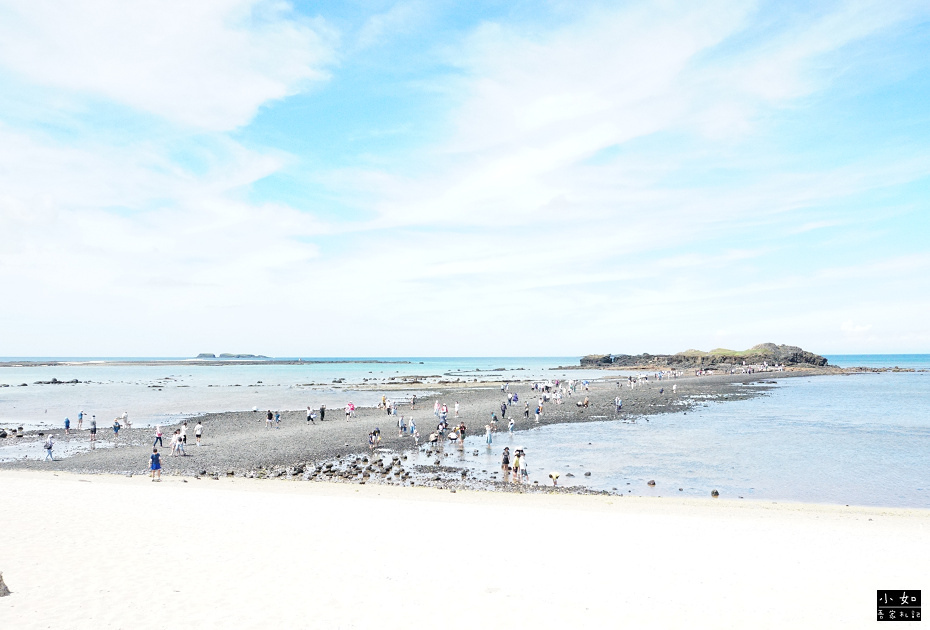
[580, 343, 828, 369]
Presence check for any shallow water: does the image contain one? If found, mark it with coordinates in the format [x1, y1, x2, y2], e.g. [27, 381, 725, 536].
[453, 373, 930, 508]
[0, 435, 115, 463]
[0, 357, 604, 429]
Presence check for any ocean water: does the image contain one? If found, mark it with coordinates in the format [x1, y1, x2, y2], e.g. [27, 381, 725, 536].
[0, 357, 602, 429]
[825, 354, 930, 369]
[2, 355, 927, 508]
[454, 371, 930, 508]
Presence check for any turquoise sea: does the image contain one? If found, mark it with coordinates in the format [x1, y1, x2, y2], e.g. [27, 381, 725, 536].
[1, 354, 927, 508]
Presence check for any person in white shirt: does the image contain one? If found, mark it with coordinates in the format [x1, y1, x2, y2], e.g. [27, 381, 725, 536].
[194, 422, 203, 446]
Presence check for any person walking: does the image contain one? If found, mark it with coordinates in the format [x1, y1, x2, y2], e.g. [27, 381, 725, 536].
[500, 401, 507, 419]
[458, 422, 466, 441]
[508, 418, 514, 434]
[408, 418, 416, 436]
[44, 434, 54, 461]
[534, 406, 541, 423]
[266, 410, 274, 429]
[454, 402, 460, 418]
[150, 448, 162, 481]
[194, 421, 203, 446]
[112, 418, 121, 439]
[77, 410, 84, 430]
[319, 405, 326, 422]
[89, 417, 97, 443]
[153, 425, 163, 447]
[523, 402, 529, 419]
[181, 422, 188, 445]
[64, 417, 70, 435]
[307, 406, 315, 424]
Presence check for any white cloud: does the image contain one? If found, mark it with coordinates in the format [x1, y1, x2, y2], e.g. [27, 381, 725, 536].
[356, 1, 424, 51]
[0, 1, 928, 355]
[0, 0, 336, 130]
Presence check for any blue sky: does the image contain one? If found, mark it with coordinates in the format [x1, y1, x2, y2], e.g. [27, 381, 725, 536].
[0, 0, 928, 356]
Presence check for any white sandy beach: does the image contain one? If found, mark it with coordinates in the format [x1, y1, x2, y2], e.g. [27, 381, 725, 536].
[0, 470, 926, 629]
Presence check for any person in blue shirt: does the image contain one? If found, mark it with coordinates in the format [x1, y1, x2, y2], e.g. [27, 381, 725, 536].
[64, 417, 70, 435]
[150, 448, 162, 481]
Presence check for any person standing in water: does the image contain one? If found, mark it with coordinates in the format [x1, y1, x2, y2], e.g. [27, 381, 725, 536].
[501, 447, 510, 473]
[484, 424, 492, 447]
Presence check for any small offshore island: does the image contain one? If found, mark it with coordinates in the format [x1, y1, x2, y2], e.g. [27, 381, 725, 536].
[578, 343, 829, 369]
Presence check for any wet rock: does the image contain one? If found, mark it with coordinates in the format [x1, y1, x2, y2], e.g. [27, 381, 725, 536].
[584, 472, 592, 477]
[647, 480, 655, 486]
[711, 489, 719, 497]
[679, 488, 683, 491]
[0, 430, 6, 439]
[565, 473, 575, 478]
[226, 470, 235, 477]
[0, 572, 10, 597]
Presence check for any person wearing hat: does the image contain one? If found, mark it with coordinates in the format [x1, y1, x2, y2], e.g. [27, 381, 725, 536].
[548, 471, 560, 486]
[501, 447, 511, 472]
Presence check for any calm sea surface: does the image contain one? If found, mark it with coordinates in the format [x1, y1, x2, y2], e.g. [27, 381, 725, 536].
[0, 357, 602, 429]
[453, 369, 929, 508]
[2, 355, 927, 508]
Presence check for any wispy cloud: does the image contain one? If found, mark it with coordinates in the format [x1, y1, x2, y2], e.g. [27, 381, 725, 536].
[0, 0, 337, 130]
[0, 1, 928, 354]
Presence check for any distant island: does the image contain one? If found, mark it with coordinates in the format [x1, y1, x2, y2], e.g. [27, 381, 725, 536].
[196, 353, 269, 359]
[580, 343, 828, 369]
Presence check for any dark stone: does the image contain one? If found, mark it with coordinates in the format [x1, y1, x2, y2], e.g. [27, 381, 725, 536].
[647, 480, 655, 486]
[584, 472, 592, 477]
[711, 489, 719, 497]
